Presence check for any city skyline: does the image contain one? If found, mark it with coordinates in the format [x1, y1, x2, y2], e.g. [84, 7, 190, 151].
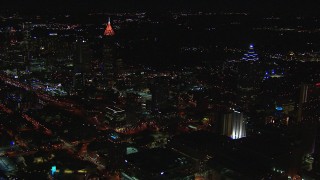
[0, 2, 320, 180]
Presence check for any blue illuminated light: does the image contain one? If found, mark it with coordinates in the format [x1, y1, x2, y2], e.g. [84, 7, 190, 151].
[51, 166, 57, 175]
[242, 44, 259, 61]
[110, 132, 119, 140]
[276, 106, 283, 111]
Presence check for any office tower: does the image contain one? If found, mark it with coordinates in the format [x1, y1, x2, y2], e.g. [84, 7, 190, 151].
[150, 77, 170, 112]
[297, 83, 320, 174]
[104, 17, 115, 36]
[298, 84, 309, 122]
[73, 39, 90, 90]
[8, 27, 17, 45]
[222, 111, 246, 139]
[102, 44, 116, 88]
[313, 124, 320, 175]
[114, 58, 124, 77]
[22, 23, 32, 72]
[297, 83, 320, 122]
[242, 44, 259, 61]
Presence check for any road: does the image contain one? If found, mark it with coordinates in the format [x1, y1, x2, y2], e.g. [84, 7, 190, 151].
[0, 73, 106, 129]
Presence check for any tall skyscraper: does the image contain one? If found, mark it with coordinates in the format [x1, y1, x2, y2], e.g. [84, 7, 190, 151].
[306, 83, 320, 174]
[22, 22, 32, 72]
[150, 77, 170, 113]
[297, 83, 320, 122]
[242, 44, 259, 61]
[73, 39, 90, 90]
[8, 27, 17, 45]
[102, 44, 116, 88]
[104, 17, 115, 36]
[101, 17, 118, 88]
[222, 111, 246, 139]
[298, 84, 309, 122]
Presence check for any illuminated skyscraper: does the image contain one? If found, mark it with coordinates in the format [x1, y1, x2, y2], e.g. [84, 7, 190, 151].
[297, 83, 320, 122]
[104, 17, 115, 36]
[307, 83, 320, 174]
[242, 44, 259, 61]
[222, 111, 246, 139]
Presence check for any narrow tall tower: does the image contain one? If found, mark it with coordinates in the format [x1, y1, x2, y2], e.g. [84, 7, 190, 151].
[9, 27, 17, 45]
[23, 23, 31, 72]
[297, 84, 310, 122]
[104, 17, 115, 36]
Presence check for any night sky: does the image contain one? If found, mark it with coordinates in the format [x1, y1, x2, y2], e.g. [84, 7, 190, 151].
[0, 0, 319, 15]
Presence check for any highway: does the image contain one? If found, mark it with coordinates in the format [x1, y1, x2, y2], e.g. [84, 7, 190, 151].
[0, 73, 106, 129]
[0, 74, 108, 171]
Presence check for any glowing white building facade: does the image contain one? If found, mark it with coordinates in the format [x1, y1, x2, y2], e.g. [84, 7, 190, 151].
[222, 111, 246, 139]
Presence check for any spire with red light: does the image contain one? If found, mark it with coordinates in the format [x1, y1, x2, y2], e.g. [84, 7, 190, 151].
[104, 17, 115, 36]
